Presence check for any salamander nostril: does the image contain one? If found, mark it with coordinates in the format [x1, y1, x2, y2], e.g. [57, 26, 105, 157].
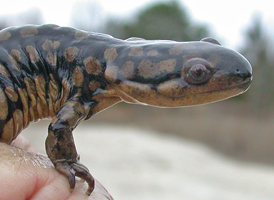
[237, 71, 252, 81]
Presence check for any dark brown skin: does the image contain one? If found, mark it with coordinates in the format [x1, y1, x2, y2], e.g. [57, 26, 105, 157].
[0, 24, 252, 195]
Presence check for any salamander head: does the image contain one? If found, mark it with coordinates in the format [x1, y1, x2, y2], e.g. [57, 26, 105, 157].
[104, 38, 252, 107]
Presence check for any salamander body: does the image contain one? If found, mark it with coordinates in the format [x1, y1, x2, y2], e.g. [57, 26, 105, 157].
[0, 24, 252, 195]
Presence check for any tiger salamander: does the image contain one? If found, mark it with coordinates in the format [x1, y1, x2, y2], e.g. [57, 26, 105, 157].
[0, 24, 252, 195]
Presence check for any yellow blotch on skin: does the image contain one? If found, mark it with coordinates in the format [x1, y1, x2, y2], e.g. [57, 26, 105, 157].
[48, 74, 59, 117]
[84, 56, 102, 75]
[128, 46, 143, 56]
[147, 50, 158, 57]
[0, 88, 8, 120]
[8, 55, 20, 72]
[10, 49, 21, 62]
[13, 109, 24, 137]
[75, 31, 89, 39]
[116, 81, 154, 104]
[24, 77, 37, 107]
[104, 65, 118, 83]
[26, 45, 40, 63]
[36, 97, 43, 119]
[61, 79, 71, 105]
[120, 61, 135, 79]
[0, 65, 10, 77]
[20, 27, 38, 38]
[17, 88, 29, 127]
[5, 87, 18, 102]
[34, 75, 49, 118]
[138, 59, 176, 79]
[42, 40, 60, 66]
[138, 60, 152, 78]
[0, 31, 11, 41]
[9, 49, 21, 72]
[169, 45, 183, 55]
[88, 80, 101, 91]
[169, 43, 196, 56]
[72, 67, 84, 87]
[1, 118, 14, 144]
[34, 75, 46, 98]
[104, 48, 118, 63]
[42, 40, 60, 50]
[29, 103, 39, 122]
[157, 80, 184, 97]
[65, 47, 79, 62]
[48, 74, 58, 101]
[46, 52, 57, 66]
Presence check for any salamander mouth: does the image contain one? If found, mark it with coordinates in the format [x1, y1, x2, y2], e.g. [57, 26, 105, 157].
[166, 78, 252, 99]
[221, 77, 252, 92]
[115, 76, 252, 107]
[197, 79, 252, 96]
[235, 78, 252, 92]
[202, 79, 250, 96]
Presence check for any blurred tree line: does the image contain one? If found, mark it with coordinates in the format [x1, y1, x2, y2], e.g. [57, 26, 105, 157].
[0, 1, 272, 118]
[0, 8, 43, 29]
[240, 14, 274, 117]
[104, 1, 208, 41]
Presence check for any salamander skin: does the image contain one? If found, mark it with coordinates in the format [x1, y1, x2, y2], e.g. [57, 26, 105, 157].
[0, 24, 252, 195]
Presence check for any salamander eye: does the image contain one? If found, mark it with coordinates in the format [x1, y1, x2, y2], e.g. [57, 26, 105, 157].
[188, 64, 210, 82]
[182, 58, 213, 84]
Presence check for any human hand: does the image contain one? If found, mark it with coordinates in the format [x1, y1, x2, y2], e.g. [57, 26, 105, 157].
[0, 135, 113, 200]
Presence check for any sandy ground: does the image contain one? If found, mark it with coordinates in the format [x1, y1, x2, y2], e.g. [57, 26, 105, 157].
[22, 122, 274, 200]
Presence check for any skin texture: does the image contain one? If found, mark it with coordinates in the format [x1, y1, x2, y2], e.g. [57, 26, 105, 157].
[0, 24, 252, 195]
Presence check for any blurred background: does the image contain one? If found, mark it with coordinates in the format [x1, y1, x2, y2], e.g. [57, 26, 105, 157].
[2, 0, 274, 199]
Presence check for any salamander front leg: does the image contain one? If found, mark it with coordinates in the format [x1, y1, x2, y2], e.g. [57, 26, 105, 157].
[46, 101, 95, 195]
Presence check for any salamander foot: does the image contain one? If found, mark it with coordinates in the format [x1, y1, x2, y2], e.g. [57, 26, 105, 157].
[55, 161, 95, 196]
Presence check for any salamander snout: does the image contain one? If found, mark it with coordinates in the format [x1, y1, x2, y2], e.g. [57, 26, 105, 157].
[232, 56, 253, 91]
[234, 66, 252, 81]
